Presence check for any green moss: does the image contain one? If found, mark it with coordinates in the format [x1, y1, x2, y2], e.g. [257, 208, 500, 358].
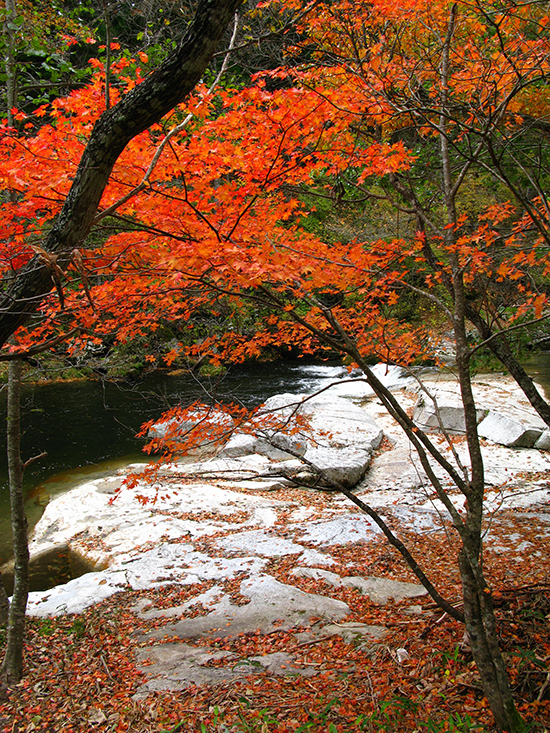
[199, 363, 227, 377]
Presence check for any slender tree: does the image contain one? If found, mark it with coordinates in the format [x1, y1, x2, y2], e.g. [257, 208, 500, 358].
[2, 0, 16, 126]
[1, 359, 27, 683]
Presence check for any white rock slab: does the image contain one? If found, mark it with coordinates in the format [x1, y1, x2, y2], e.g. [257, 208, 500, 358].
[28, 478, 289, 572]
[301, 446, 374, 487]
[26, 570, 129, 617]
[298, 549, 336, 566]
[362, 446, 427, 492]
[182, 393, 383, 488]
[26, 544, 268, 617]
[168, 453, 290, 479]
[342, 576, 428, 604]
[293, 566, 427, 605]
[294, 514, 381, 545]
[298, 364, 415, 399]
[372, 417, 550, 506]
[22, 373, 550, 634]
[135, 643, 240, 692]
[134, 645, 316, 696]
[259, 393, 383, 448]
[292, 567, 343, 587]
[142, 574, 350, 641]
[319, 621, 387, 644]
[477, 410, 543, 448]
[216, 529, 305, 557]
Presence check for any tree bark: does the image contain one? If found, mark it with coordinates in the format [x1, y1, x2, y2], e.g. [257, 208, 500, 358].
[1, 359, 28, 683]
[465, 306, 550, 428]
[0, 0, 243, 347]
[459, 551, 526, 732]
[454, 290, 526, 731]
[0, 572, 9, 625]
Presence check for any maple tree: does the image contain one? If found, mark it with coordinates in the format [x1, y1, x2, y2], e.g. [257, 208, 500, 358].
[0, 0, 245, 687]
[0, 0, 245, 346]
[1, 0, 550, 730]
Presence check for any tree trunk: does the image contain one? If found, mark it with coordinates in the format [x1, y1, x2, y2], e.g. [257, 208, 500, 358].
[0, 572, 9, 625]
[0, 0, 244, 348]
[1, 359, 28, 683]
[459, 551, 526, 732]
[465, 306, 550, 428]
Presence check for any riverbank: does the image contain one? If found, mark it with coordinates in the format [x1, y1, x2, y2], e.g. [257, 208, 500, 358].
[0, 360, 357, 565]
[6, 367, 550, 589]
[18, 367, 550, 606]
[2, 367, 550, 732]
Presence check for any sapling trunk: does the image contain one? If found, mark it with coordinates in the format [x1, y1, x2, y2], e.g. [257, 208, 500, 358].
[0, 572, 9, 625]
[1, 359, 29, 683]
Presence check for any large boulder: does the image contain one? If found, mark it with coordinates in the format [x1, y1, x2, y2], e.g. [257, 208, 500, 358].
[221, 431, 306, 460]
[413, 381, 547, 448]
[477, 411, 543, 448]
[300, 446, 374, 487]
[148, 406, 234, 441]
[148, 392, 384, 488]
[235, 392, 384, 488]
[413, 387, 487, 434]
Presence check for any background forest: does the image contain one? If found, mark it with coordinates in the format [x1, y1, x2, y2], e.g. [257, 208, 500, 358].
[1, 1, 550, 731]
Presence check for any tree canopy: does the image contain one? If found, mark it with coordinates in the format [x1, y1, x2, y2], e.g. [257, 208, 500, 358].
[2, 0, 550, 729]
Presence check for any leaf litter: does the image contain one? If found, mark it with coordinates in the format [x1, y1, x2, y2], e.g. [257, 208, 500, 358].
[1, 494, 549, 732]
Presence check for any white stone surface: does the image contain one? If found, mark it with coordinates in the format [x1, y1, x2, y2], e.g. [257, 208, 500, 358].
[254, 392, 383, 487]
[27, 478, 290, 571]
[216, 529, 306, 557]
[259, 392, 384, 453]
[477, 410, 543, 448]
[295, 514, 382, 545]
[221, 431, 306, 460]
[132, 574, 351, 695]
[27, 543, 268, 616]
[413, 387, 488, 434]
[292, 567, 343, 587]
[412, 374, 548, 447]
[148, 407, 234, 440]
[342, 576, 428, 604]
[534, 430, 550, 450]
[26, 570, 129, 616]
[142, 574, 350, 641]
[22, 372, 550, 627]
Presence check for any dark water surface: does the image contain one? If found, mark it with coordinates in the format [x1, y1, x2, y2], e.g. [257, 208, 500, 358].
[0, 361, 347, 563]
[520, 352, 550, 401]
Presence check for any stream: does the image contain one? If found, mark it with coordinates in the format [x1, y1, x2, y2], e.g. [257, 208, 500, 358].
[1, 354, 550, 566]
[0, 360, 350, 564]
